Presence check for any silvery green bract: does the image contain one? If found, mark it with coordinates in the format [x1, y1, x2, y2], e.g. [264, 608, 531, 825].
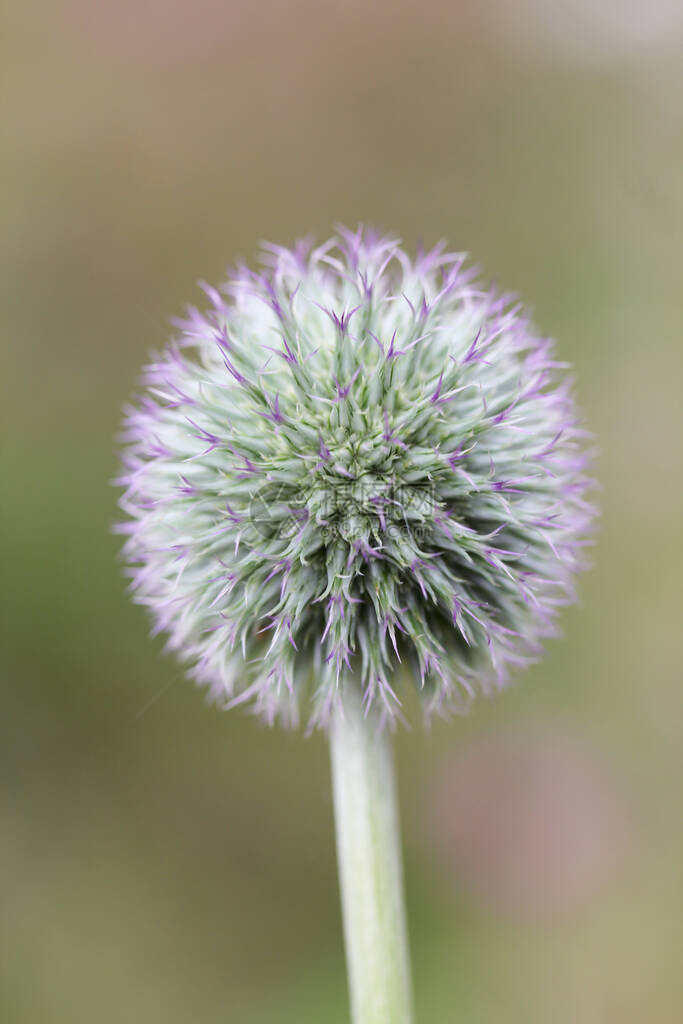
[118, 228, 595, 728]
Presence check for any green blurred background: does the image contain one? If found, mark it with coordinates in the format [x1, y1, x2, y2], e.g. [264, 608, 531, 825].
[3, 1, 682, 1021]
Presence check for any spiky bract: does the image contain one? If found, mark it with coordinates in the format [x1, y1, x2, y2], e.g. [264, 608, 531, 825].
[118, 228, 595, 728]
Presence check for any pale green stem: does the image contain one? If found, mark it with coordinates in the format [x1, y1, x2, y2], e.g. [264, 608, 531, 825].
[329, 686, 414, 1024]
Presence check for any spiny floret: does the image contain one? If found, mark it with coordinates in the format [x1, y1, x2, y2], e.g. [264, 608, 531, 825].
[117, 227, 595, 729]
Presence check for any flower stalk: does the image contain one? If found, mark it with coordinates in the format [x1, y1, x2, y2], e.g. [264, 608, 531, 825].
[330, 685, 414, 1024]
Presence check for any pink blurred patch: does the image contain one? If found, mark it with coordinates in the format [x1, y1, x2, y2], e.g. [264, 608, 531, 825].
[73, 0, 257, 62]
[426, 726, 630, 918]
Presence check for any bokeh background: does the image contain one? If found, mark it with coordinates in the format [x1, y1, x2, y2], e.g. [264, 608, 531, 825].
[3, 1, 682, 1021]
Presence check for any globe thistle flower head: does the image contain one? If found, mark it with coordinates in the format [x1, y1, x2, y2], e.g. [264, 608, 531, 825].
[118, 228, 596, 729]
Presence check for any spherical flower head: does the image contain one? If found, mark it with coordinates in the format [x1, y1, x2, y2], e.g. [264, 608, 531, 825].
[118, 228, 596, 729]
